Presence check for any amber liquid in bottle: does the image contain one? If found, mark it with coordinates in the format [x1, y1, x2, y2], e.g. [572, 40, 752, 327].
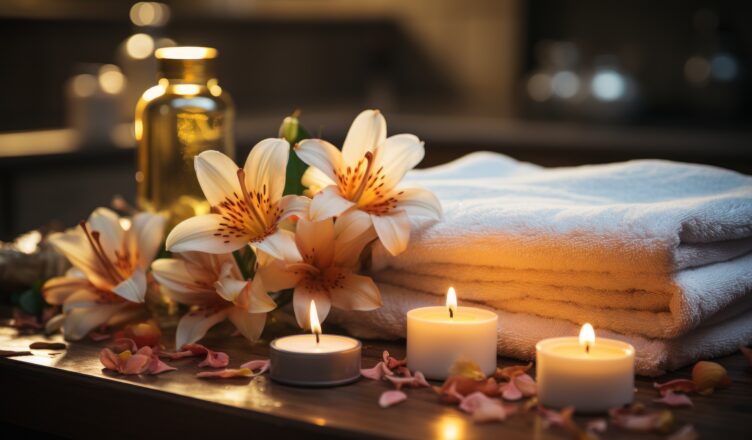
[135, 47, 234, 229]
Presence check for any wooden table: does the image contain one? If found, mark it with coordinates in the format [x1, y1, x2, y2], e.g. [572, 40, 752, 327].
[1, 326, 750, 439]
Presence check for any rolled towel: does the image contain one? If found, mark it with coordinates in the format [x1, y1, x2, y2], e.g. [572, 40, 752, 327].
[328, 284, 752, 376]
[372, 151, 752, 275]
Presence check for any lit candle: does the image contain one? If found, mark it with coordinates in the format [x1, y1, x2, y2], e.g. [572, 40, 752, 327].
[407, 287, 498, 380]
[536, 323, 635, 413]
[269, 300, 362, 386]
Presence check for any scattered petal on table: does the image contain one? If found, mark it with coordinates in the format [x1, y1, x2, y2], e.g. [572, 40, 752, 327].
[609, 406, 674, 433]
[654, 379, 697, 396]
[148, 356, 177, 374]
[382, 350, 407, 370]
[239, 359, 270, 376]
[89, 330, 111, 342]
[495, 362, 532, 380]
[654, 391, 694, 407]
[361, 361, 393, 380]
[379, 390, 407, 408]
[197, 368, 252, 379]
[513, 374, 537, 397]
[586, 418, 608, 434]
[385, 371, 430, 390]
[198, 349, 230, 368]
[500, 380, 522, 401]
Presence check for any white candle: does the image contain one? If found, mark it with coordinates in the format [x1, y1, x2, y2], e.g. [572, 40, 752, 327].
[270, 300, 361, 386]
[536, 323, 635, 413]
[407, 287, 498, 380]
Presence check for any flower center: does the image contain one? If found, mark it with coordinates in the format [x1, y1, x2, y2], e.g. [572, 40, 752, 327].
[79, 221, 127, 284]
[213, 170, 283, 244]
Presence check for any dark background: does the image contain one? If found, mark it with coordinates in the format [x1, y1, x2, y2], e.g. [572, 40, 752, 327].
[1, 0, 750, 239]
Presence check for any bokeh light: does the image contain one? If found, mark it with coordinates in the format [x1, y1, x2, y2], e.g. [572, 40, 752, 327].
[98, 65, 125, 94]
[591, 69, 626, 101]
[71, 73, 97, 97]
[130, 2, 170, 27]
[126, 33, 155, 60]
[551, 71, 580, 99]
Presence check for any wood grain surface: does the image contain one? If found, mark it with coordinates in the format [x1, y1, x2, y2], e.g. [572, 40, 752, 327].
[1, 325, 750, 439]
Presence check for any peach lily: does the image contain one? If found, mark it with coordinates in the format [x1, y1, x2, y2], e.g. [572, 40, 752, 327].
[165, 139, 310, 260]
[295, 109, 442, 256]
[42, 208, 165, 340]
[255, 216, 381, 328]
[151, 252, 275, 349]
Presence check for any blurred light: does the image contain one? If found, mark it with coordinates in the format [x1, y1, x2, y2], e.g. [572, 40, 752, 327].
[527, 72, 552, 102]
[126, 33, 155, 60]
[118, 218, 132, 231]
[207, 78, 222, 97]
[130, 2, 170, 27]
[591, 69, 626, 101]
[684, 56, 711, 85]
[710, 53, 738, 82]
[173, 84, 201, 95]
[155, 46, 217, 60]
[15, 230, 42, 254]
[551, 70, 580, 99]
[98, 65, 125, 94]
[71, 74, 97, 97]
[435, 415, 465, 440]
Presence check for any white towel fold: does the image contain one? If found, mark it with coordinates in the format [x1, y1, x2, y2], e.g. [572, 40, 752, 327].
[329, 285, 752, 376]
[372, 152, 752, 275]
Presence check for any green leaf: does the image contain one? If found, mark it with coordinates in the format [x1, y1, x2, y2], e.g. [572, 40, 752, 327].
[279, 111, 314, 196]
[18, 289, 45, 317]
[233, 247, 257, 280]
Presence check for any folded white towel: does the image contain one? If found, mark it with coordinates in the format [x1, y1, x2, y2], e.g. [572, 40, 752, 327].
[372, 251, 752, 338]
[329, 285, 752, 376]
[372, 152, 752, 275]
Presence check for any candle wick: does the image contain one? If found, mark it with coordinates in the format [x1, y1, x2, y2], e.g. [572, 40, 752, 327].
[449, 308, 454, 319]
[586, 343, 590, 354]
[315, 332, 320, 344]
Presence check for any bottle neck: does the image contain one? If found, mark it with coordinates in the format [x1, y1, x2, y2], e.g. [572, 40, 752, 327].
[158, 58, 216, 84]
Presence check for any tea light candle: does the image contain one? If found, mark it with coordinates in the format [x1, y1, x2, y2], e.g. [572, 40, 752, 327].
[536, 323, 635, 413]
[270, 300, 361, 387]
[407, 287, 498, 380]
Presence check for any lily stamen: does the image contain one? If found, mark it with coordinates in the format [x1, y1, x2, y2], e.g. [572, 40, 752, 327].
[236, 169, 268, 228]
[79, 222, 123, 283]
[350, 151, 374, 203]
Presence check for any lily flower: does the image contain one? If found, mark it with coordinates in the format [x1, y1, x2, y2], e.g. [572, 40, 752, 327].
[42, 208, 166, 340]
[295, 109, 442, 256]
[166, 138, 310, 260]
[256, 216, 381, 328]
[151, 252, 276, 349]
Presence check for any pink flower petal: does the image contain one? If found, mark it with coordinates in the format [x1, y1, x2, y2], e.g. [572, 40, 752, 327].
[89, 330, 112, 342]
[239, 359, 270, 376]
[654, 391, 694, 407]
[382, 350, 407, 370]
[538, 405, 574, 428]
[361, 361, 393, 380]
[198, 350, 230, 368]
[147, 356, 177, 375]
[385, 371, 430, 390]
[740, 346, 752, 367]
[472, 400, 507, 423]
[458, 392, 492, 413]
[495, 362, 532, 380]
[99, 348, 119, 370]
[122, 353, 152, 374]
[586, 419, 608, 434]
[513, 373, 537, 397]
[395, 366, 412, 377]
[197, 368, 253, 379]
[609, 407, 673, 432]
[654, 379, 697, 396]
[379, 390, 407, 408]
[112, 338, 138, 353]
[500, 381, 522, 401]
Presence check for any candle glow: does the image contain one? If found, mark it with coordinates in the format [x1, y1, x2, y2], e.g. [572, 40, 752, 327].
[579, 323, 595, 354]
[446, 287, 457, 319]
[310, 300, 322, 344]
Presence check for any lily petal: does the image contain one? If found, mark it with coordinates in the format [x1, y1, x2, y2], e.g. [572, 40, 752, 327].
[194, 150, 242, 207]
[175, 307, 230, 349]
[166, 214, 248, 254]
[227, 307, 267, 343]
[342, 109, 387, 166]
[61, 289, 101, 313]
[308, 186, 355, 221]
[239, 359, 270, 376]
[296, 217, 335, 269]
[214, 274, 248, 303]
[292, 285, 331, 328]
[130, 212, 166, 270]
[43, 276, 92, 305]
[329, 273, 381, 311]
[371, 211, 411, 256]
[279, 195, 311, 221]
[151, 258, 215, 304]
[295, 139, 343, 183]
[243, 138, 290, 204]
[48, 230, 111, 290]
[87, 207, 125, 261]
[255, 260, 303, 292]
[373, 134, 424, 190]
[396, 187, 443, 220]
[197, 368, 252, 379]
[111, 269, 147, 303]
[254, 228, 301, 261]
[302, 166, 335, 196]
[63, 303, 128, 341]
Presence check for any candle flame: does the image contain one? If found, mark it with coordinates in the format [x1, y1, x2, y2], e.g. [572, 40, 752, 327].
[446, 287, 458, 319]
[309, 300, 322, 343]
[579, 323, 595, 353]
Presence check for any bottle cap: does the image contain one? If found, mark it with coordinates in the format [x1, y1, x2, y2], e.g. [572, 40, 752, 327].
[155, 46, 217, 82]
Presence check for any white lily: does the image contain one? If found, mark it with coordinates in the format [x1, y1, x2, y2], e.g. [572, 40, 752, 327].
[151, 252, 276, 348]
[42, 208, 166, 340]
[165, 138, 310, 260]
[295, 109, 442, 256]
[256, 216, 381, 329]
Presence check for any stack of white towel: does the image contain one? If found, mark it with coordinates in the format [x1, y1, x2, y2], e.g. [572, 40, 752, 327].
[329, 152, 752, 376]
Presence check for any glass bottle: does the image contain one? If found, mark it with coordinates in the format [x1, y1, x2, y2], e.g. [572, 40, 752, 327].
[135, 46, 234, 228]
